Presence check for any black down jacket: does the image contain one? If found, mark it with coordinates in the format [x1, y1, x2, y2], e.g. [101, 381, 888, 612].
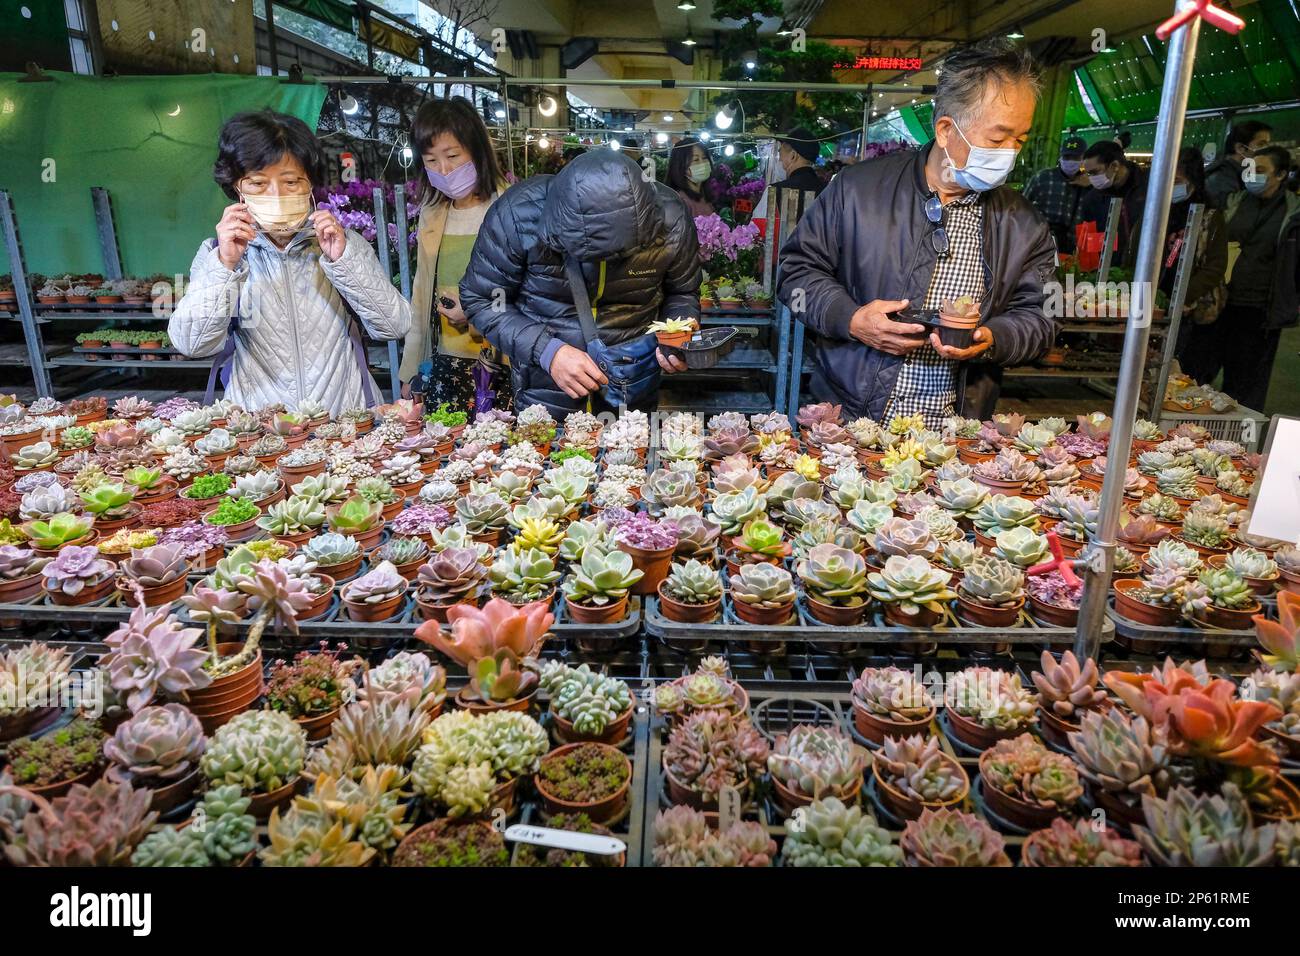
[460, 149, 701, 414]
[777, 143, 1059, 422]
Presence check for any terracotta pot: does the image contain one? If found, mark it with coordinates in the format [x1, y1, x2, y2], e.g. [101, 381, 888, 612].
[731, 596, 794, 626]
[416, 592, 479, 623]
[245, 778, 300, 821]
[132, 477, 180, 506]
[0, 571, 46, 604]
[955, 592, 1023, 628]
[118, 573, 189, 608]
[852, 700, 936, 745]
[342, 589, 407, 622]
[455, 684, 536, 715]
[971, 475, 1025, 496]
[979, 751, 1069, 829]
[93, 503, 143, 534]
[379, 494, 407, 522]
[664, 762, 748, 812]
[552, 703, 634, 746]
[317, 553, 363, 583]
[204, 452, 232, 471]
[564, 593, 628, 624]
[249, 483, 286, 510]
[1027, 594, 1079, 628]
[185, 643, 263, 733]
[19, 767, 99, 801]
[656, 582, 720, 623]
[1111, 578, 1180, 627]
[106, 765, 200, 815]
[655, 329, 693, 349]
[804, 594, 869, 626]
[0, 705, 61, 743]
[1250, 776, 1300, 824]
[1035, 705, 1083, 750]
[295, 706, 341, 741]
[774, 770, 863, 817]
[1195, 600, 1261, 631]
[298, 575, 335, 619]
[47, 574, 116, 606]
[945, 706, 1030, 751]
[278, 460, 326, 482]
[1280, 567, 1300, 597]
[1261, 724, 1300, 762]
[956, 439, 997, 465]
[203, 510, 261, 542]
[535, 743, 632, 823]
[1205, 554, 1277, 597]
[618, 540, 675, 596]
[270, 527, 320, 547]
[882, 602, 943, 628]
[873, 754, 967, 822]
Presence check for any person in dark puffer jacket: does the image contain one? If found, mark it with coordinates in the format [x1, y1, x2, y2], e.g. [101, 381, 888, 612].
[459, 149, 700, 419]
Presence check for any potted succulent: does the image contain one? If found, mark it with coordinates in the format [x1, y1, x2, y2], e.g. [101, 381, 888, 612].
[265, 645, 360, 740]
[11, 440, 59, 473]
[0, 544, 51, 602]
[1112, 568, 1191, 628]
[340, 560, 409, 622]
[370, 536, 429, 581]
[538, 660, 634, 745]
[200, 708, 307, 819]
[392, 818, 509, 867]
[513, 812, 626, 867]
[979, 733, 1084, 829]
[663, 710, 768, 810]
[277, 446, 327, 482]
[410, 709, 548, 819]
[648, 316, 698, 349]
[1210, 547, 1280, 597]
[182, 472, 233, 507]
[102, 703, 206, 813]
[612, 512, 678, 595]
[117, 543, 190, 605]
[866, 555, 954, 628]
[714, 282, 741, 310]
[131, 785, 257, 867]
[899, 807, 1011, 866]
[871, 733, 969, 822]
[726, 517, 791, 574]
[534, 741, 632, 823]
[653, 660, 748, 724]
[35, 279, 66, 304]
[777, 797, 898, 867]
[44, 544, 115, 605]
[1025, 569, 1083, 627]
[561, 546, 643, 624]
[488, 547, 559, 609]
[123, 466, 178, 506]
[1273, 545, 1300, 595]
[202, 495, 261, 541]
[194, 428, 237, 468]
[78, 481, 141, 533]
[657, 558, 723, 623]
[796, 543, 870, 625]
[1193, 565, 1260, 630]
[849, 665, 935, 743]
[228, 469, 284, 509]
[652, 804, 777, 867]
[943, 666, 1037, 751]
[728, 561, 796, 626]
[257, 495, 327, 544]
[1030, 649, 1108, 747]
[4, 717, 107, 798]
[767, 723, 867, 815]
[454, 493, 509, 545]
[954, 555, 1024, 627]
[417, 546, 490, 621]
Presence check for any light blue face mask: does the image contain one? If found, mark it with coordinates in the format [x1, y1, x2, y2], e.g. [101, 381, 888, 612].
[943, 121, 1018, 191]
[1171, 182, 1190, 203]
[1243, 175, 1271, 196]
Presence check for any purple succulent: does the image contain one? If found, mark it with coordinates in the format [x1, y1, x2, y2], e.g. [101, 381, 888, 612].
[103, 703, 206, 782]
[43, 545, 113, 597]
[158, 521, 228, 560]
[1026, 570, 1083, 610]
[595, 507, 638, 532]
[103, 602, 213, 712]
[1056, 432, 1107, 458]
[391, 505, 453, 537]
[120, 544, 189, 588]
[13, 471, 62, 494]
[0, 544, 49, 581]
[179, 585, 246, 633]
[393, 432, 439, 457]
[613, 512, 679, 551]
[153, 397, 200, 422]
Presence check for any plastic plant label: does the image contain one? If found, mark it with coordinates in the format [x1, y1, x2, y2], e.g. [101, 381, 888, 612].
[504, 824, 626, 857]
[1245, 416, 1300, 546]
[718, 784, 742, 831]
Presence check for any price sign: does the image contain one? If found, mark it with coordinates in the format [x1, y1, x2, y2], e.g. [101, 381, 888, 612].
[718, 784, 742, 831]
[1245, 415, 1300, 546]
[504, 824, 627, 857]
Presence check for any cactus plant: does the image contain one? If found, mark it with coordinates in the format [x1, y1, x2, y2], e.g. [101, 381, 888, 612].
[899, 808, 1010, 867]
[200, 708, 306, 793]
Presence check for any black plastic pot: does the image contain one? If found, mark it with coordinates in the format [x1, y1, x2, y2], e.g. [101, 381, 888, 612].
[661, 327, 739, 370]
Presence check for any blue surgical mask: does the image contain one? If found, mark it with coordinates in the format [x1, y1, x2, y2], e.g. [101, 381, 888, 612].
[1059, 159, 1081, 176]
[943, 121, 1017, 192]
[1243, 175, 1271, 196]
[1171, 182, 1190, 203]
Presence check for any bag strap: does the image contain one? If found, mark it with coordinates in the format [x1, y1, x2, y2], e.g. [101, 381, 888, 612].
[204, 318, 240, 405]
[565, 258, 600, 345]
[345, 312, 381, 407]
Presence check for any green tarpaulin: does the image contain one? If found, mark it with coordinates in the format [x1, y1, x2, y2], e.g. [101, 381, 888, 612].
[0, 71, 327, 278]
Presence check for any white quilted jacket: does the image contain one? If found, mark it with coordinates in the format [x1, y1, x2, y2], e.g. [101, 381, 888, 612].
[169, 228, 411, 415]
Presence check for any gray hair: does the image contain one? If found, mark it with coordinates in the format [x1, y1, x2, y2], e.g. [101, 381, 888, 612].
[933, 39, 1041, 128]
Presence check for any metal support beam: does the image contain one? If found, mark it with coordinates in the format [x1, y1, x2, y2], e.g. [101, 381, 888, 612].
[265, 0, 280, 77]
[371, 186, 401, 403]
[0, 191, 53, 397]
[1074, 4, 1202, 661]
[1096, 196, 1123, 283]
[500, 78, 515, 179]
[1151, 202, 1205, 413]
[315, 75, 920, 95]
[90, 187, 123, 280]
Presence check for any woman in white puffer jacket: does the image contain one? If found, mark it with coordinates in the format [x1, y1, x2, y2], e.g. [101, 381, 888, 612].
[170, 110, 410, 415]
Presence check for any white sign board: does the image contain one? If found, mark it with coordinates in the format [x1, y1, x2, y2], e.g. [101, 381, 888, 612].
[1245, 415, 1300, 546]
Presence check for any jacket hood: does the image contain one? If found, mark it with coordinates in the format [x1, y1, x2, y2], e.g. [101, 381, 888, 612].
[539, 150, 663, 260]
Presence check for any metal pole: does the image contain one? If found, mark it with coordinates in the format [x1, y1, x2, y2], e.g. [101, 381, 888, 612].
[393, 186, 412, 299]
[265, 0, 280, 77]
[371, 186, 401, 402]
[1074, 5, 1202, 660]
[1151, 202, 1204, 415]
[0, 191, 53, 398]
[1096, 196, 1122, 283]
[90, 187, 123, 280]
[313, 75, 922, 95]
[859, 88, 871, 160]
[500, 79, 515, 179]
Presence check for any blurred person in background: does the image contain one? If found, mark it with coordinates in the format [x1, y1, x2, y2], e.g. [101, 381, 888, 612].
[1181, 144, 1299, 411]
[1205, 120, 1272, 208]
[667, 136, 716, 219]
[1078, 139, 1148, 268]
[772, 126, 826, 197]
[1023, 134, 1090, 253]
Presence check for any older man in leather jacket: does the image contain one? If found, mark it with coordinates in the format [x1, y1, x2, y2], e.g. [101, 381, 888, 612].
[777, 39, 1058, 426]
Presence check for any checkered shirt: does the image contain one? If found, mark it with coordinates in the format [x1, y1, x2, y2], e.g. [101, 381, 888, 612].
[1022, 167, 1085, 226]
[884, 191, 986, 428]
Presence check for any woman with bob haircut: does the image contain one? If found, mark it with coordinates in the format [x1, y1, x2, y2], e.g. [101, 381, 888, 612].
[169, 108, 410, 414]
[399, 96, 511, 412]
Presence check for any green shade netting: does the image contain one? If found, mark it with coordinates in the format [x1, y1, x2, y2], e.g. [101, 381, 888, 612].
[0, 71, 327, 278]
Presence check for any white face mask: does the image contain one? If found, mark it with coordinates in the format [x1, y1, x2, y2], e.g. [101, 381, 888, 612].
[1088, 172, 1113, 190]
[240, 190, 312, 236]
[1170, 182, 1190, 203]
[943, 120, 1018, 192]
[687, 160, 712, 184]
